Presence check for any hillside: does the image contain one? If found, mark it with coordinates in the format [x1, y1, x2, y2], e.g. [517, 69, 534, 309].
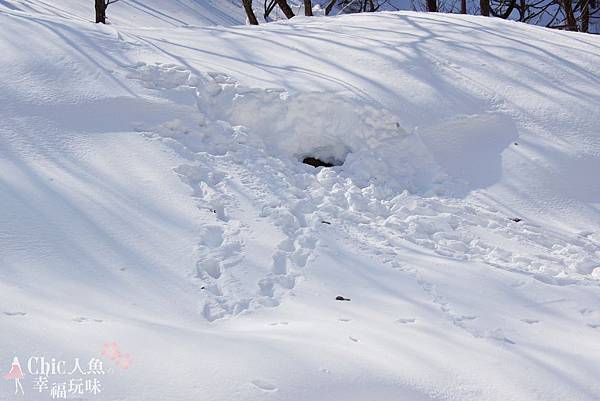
[1, 4, 599, 401]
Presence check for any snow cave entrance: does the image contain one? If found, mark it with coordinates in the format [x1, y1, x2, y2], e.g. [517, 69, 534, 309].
[302, 156, 341, 168]
[299, 146, 347, 168]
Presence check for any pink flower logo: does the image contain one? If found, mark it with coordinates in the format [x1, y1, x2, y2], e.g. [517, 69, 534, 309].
[100, 342, 133, 370]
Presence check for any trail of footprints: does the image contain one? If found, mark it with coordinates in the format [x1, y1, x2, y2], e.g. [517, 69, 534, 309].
[134, 63, 321, 321]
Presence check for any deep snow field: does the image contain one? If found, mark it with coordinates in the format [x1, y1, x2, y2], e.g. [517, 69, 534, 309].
[1, 1, 600, 400]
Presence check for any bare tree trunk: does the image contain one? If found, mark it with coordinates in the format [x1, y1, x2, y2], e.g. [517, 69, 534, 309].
[276, 0, 295, 18]
[95, 0, 106, 23]
[325, 0, 337, 15]
[242, 0, 259, 24]
[580, 0, 589, 32]
[304, 0, 313, 15]
[426, 0, 438, 11]
[561, 0, 578, 29]
[461, 0, 467, 13]
[518, 0, 526, 20]
[95, 0, 119, 23]
[480, 0, 490, 15]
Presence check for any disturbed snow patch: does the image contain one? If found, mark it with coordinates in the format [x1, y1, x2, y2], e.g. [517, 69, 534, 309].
[128, 62, 600, 321]
[128, 62, 449, 320]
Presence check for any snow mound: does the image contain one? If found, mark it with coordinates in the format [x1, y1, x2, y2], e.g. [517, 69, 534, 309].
[129, 62, 445, 196]
[197, 72, 444, 195]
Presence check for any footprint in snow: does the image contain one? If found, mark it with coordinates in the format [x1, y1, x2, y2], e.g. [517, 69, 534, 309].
[348, 336, 359, 343]
[587, 323, 600, 329]
[3, 311, 27, 317]
[73, 317, 104, 323]
[521, 319, 540, 324]
[489, 329, 516, 345]
[251, 380, 278, 392]
[200, 226, 225, 248]
[454, 315, 477, 322]
[268, 322, 289, 326]
[338, 318, 351, 322]
[396, 318, 416, 324]
[393, 265, 416, 273]
[579, 308, 595, 316]
[539, 298, 566, 305]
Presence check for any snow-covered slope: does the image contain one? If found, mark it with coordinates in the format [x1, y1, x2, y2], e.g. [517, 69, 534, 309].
[1, 6, 600, 401]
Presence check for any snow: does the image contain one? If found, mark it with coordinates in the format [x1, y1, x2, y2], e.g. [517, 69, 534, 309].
[1, 3, 600, 401]
[0, 0, 244, 26]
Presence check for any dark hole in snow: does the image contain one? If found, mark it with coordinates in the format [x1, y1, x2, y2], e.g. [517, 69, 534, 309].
[511, 217, 522, 223]
[336, 296, 351, 301]
[302, 157, 341, 168]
